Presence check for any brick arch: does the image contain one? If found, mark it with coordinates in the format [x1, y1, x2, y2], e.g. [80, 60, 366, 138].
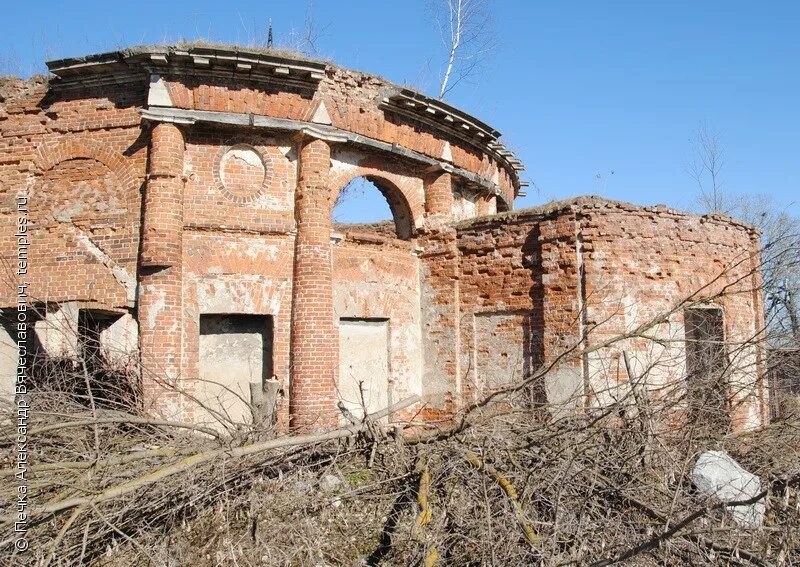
[34, 138, 138, 193]
[330, 168, 424, 240]
[497, 193, 512, 212]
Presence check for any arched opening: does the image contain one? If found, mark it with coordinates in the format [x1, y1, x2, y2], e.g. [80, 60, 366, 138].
[332, 176, 414, 239]
[497, 194, 512, 213]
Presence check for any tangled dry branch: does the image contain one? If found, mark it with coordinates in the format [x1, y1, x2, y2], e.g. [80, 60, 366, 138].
[2, 364, 799, 565]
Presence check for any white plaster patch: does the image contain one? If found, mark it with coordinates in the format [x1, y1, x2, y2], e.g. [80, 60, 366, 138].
[226, 148, 263, 167]
[141, 285, 166, 330]
[99, 313, 139, 364]
[196, 275, 287, 315]
[33, 303, 80, 358]
[441, 141, 453, 162]
[311, 100, 332, 125]
[147, 74, 173, 107]
[330, 150, 364, 178]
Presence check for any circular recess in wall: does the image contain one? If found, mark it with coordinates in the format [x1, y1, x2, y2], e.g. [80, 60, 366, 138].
[215, 144, 272, 204]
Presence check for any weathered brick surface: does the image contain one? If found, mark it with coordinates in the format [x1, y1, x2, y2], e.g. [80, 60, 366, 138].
[140, 122, 184, 268]
[0, 47, 767, 431]
[159, 64, 517, 202]
[182, 231, 294, 427]
[424, 171, 454, 223]
[332, 237, 422, 422]
[448, 198, 767, 429]
[138, 122, 185, 417]
[0, 78, 146, 311]
[290, 138, 338, 429]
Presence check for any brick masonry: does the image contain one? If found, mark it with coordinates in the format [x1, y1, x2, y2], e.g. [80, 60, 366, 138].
[0, 45, 768, 431]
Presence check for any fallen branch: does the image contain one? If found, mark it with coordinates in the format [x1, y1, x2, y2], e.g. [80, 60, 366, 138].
[3, 395, 420, 525]
[464, 449, 539, 547]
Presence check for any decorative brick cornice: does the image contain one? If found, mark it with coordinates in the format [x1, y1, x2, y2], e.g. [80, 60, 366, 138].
[45, 44, 525, 198]
[380, 88, 525, 182]
[47, 43, 327, 91]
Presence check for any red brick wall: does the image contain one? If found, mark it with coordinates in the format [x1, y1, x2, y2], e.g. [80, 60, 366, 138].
[138, 122, 185, 417]
[0, 78, 146, 309]
[183, 129, 297, 234]
[419, 228, 461, 417]
[0, 64, 766, 433]
[161, 65, 516, 202]
[440, 199, 767, 429]
[182, 232, 295, 427]
[332, 237, 423, 421]
[577, 202, 767, 429]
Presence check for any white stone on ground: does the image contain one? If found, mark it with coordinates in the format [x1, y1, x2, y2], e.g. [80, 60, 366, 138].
[692, 450, 765, 528]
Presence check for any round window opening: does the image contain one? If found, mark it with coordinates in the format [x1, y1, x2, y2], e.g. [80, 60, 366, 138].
[217, 145, 269, 203]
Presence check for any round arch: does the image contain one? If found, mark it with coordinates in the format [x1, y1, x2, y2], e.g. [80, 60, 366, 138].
[331, 171, 420, 240]
[33, 139, 138, 193]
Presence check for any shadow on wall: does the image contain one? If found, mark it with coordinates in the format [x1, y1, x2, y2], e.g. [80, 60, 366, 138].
[0, 311, 140, 412]
[467, 225, 548, 408]
[521, 226, 547, 406]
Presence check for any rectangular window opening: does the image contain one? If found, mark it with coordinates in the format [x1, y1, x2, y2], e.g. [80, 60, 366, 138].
[338, 317, 390, 422]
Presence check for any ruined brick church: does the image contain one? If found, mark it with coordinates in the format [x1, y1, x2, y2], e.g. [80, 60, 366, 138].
[0, 44, 768, 430]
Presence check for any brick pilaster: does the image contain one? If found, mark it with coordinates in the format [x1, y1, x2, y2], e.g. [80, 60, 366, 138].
[138, 122, 185, 418]
[290, 137, 338, 429]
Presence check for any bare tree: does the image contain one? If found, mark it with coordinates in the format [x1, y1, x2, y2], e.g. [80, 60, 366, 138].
[687, 123, 799, 341]
[736, 194, 800, 342]
[689, 123, 729, 214]
[430, 0, 496, 100]
[283, 0, 330, 56]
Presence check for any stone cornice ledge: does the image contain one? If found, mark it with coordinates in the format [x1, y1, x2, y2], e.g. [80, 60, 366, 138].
[140, 106, 506, 201]
[47, 44, 327, 90]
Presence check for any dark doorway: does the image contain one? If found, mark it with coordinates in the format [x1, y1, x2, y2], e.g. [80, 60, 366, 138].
[684, 307, 731, 433]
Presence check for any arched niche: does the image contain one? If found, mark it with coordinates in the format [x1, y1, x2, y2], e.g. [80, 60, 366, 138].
[32, 139, 139, 223]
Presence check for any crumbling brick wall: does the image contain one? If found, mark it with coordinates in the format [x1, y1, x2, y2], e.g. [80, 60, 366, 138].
[576, 200, 766, 430]
[0, 45, 766, 432]
[441, 198, 767, 429]
[0, 77, 146, 310]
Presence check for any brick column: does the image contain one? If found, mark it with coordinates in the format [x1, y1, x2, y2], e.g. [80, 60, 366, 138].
[138, 122, 185, 419]
[140, 123, 185, 268]
[290, 136, 338, 429]
[424, 169, 453, 223]
[420, 168, 458, 416]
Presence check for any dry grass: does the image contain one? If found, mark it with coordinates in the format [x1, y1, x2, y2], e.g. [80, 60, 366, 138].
[2, 366, 799, 566]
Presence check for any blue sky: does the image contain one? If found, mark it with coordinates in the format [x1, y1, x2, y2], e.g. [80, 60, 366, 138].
[2, 0, 798, 220]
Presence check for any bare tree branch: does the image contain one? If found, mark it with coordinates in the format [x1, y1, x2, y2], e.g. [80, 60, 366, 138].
[430, 0, 497, 99]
